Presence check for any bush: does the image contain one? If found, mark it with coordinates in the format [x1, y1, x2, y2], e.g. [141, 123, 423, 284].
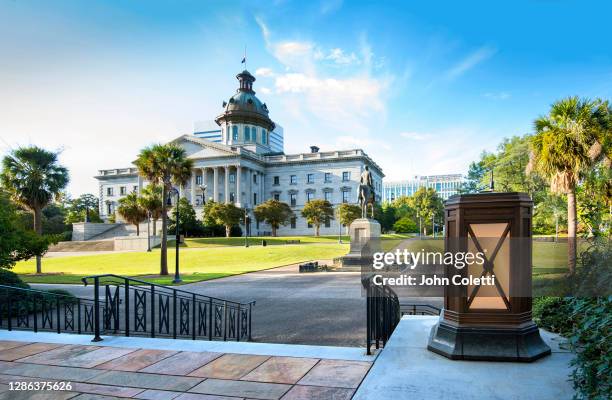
[0, 268, 29, 289]
[532, 297, 575, 336]
[393, 216, 418, 233]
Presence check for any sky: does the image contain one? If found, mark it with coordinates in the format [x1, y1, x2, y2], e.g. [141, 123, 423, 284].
[1, 0, 611, 197]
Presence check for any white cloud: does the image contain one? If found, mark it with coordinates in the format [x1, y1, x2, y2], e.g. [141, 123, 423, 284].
[324, 48, 358, 65]
[400, 131, 431, 140]
[255, 67, 275, 77]
[483, 91, 510, 100]
[446, 46, 496, 79]
[260, 87, 272, 94]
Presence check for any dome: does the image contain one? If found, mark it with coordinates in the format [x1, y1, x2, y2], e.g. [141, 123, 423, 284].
[215, 70, 275, 131]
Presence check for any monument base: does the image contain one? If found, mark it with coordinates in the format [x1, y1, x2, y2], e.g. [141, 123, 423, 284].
[338, 218, 381, 270]
[427, 319, 551, 362]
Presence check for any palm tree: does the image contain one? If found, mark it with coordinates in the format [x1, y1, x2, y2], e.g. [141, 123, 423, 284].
[138, 184, 163, 235]
[117, 192, 147, 235]
[135, 144, 193, 275]
[1, 146, 69, 273]
[527, 97, 610, 274]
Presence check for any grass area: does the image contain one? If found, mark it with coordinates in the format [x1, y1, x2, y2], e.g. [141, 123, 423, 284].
[175, 233, 412, 248]
[15, 243, 349, 285]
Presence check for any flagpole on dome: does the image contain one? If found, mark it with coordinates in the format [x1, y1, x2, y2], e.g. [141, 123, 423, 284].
[241, 46, 247, 70]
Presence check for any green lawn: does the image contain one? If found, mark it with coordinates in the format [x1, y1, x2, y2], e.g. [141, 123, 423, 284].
[175, 234, 412, 248]
[15, 243, 349, 285]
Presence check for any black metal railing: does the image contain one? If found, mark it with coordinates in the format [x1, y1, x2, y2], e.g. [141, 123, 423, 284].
[399, 303, 441, 316]
[82, 274, 255, 342]
[363, 276, 401, 355]
[0, 284, 105, 336]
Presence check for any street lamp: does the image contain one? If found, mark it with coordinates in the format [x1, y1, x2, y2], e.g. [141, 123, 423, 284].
[167, 188, 181, 284]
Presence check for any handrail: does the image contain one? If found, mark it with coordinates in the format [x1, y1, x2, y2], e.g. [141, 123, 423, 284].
[0, 284, 87, 299]
[399, 303, 441, 316]
[81, 274, 255, 307]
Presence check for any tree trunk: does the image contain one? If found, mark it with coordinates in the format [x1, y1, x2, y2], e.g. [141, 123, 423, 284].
[136, 223, 140, 236]
[33, 207, 43, 274]
[315, 224, 320, 237]
[160, 187, 168, 276]
[272, 226, 277, 237]
[153, 219, 157, 236]
[225, 225, 231, 237]
[567, 190, 577, 275]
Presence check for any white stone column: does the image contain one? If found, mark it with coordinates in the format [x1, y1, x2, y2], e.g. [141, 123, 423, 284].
[236, 165, 242, 205]
[190, 171, 196, 205]
[224, 166, 230, 204]
[260, 172, 265, 203]
[200, 167, 207, 204]
[213, 167, 219, 203]
[247, 168, 253, 208]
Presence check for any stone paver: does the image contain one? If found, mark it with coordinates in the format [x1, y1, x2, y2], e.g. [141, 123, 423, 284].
[0, 340, 373, 400]
[97, 349, 178, 371]
[189, 378, 291, 400]
[189, 354, 270, 379]
[0, 342, 64, 361]
[133, 389, 182, 400]
[140, 351, 222, 375]
[298, 359, 371, 388]
[88, 370, 202, 392]
[59, 347, 136, 368]
[18, 345, 100, 365]
[0, 341, 30, 351]
[241, 356, 319, 384]
[280, 385, 355, 400]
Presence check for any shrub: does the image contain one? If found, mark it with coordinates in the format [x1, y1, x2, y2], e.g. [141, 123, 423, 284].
[532, 297, 575, 336]
[393, 216, 418, 233]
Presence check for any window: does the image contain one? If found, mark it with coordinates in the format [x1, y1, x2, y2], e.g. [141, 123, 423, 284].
[342, 190, 350, 203]
[273, 176, 280, 185]
[230, 192, 235, 202]
[290, 193, 297, 207]
[324, 191, 332, 202]
[306, 191, 314, 202]
[244, 126, 251, 141]
[106, 203, 112, 215]
[307, 173, 314, 184]
[273, 193, 280, 201]
[120, 186, 126, 195]
[253, 174, 257, 184]
[107, 187, 114, 196]
[342, 171, 350, 182]
[252, 127, 258, 142]
[290, 175, 297, 185]
[253, 193, 257, 205]
[229, 174, 235, 183]
[290, 217, 296, 229]
[196, 175, 203, 185]
[262, 129, 267, 144]
[232, 125, 239, 141]
[324, 172, 332, 183]
[324, 217, 331, 228]
[133, 185, 138, 193]
[308, 222, 312, 228]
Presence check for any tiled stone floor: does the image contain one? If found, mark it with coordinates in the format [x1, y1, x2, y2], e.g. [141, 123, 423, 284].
[0, 340, 372, 399]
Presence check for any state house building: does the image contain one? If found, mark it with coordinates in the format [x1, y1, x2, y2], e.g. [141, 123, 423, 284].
[96, 69, 384, 236]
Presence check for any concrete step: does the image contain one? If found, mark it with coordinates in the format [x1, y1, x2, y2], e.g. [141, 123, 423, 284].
[48, 240, 115, 252]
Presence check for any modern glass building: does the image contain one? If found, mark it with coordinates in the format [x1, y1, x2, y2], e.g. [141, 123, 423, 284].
[383, 174, 463, 202]
[193, 120, 284, 153]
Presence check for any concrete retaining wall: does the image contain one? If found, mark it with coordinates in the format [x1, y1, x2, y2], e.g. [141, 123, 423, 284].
[114, 236, 161, 251]
[72, 222, 122, 241]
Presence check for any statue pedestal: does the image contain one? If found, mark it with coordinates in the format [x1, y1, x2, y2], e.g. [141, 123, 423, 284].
[339, 218, 381, 269]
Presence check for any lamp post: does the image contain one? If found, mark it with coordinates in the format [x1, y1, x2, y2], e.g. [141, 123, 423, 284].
[167, 188, 181, 284]
[427, 192, 551, 361]
[147, 211, 151, 252]
[244, 207, 250, 247]
[336, 207, 343, 244]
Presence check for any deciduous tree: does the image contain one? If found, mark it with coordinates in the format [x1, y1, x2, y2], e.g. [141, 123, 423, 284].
[254, 200, 293, 236]
[301, 199, 334, 236]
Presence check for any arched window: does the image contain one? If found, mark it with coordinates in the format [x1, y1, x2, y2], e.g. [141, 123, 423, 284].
[232, 125, 238, 141]
[262, 129, 267, 144]
[252, 127, 258, 142]
[244, 126, 250, 141]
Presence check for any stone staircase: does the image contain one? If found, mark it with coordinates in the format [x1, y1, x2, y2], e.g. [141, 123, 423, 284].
[87, 223, 139, 241]
[48, 240, 115, 252]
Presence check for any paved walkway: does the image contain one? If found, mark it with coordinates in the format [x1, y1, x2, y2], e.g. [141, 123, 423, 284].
[0, 338, 372, 400]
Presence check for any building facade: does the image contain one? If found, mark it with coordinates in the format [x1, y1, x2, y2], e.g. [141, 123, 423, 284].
[193, 120, 285, 153]
[383, 174, 463, 203]
[96, 69, 383, 236]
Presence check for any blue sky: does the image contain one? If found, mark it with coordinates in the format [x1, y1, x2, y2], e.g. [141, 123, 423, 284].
[1, 0, 611, 196]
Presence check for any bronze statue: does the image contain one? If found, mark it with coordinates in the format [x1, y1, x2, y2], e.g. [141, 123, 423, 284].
[358, 166, 375, 218]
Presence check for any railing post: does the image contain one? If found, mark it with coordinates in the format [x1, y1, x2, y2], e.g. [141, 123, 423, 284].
[248, 302, 252, 341]
[172, 290, 177, 339]
[7, 293, 12, 331]
[77, 298, 81, 334]
[366, 282, 371, 355]
[208, 298, 213, 340]
[92, 277, 103, 342]
[237, 304, 241, 342]
[56, 297, 61, 334]
[192, 294, 196, 340]
[124, 279, 130, 337]
[150, 285, 155, 338]
[223, 301, 228, 341]
[33, 296, 38, 333]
